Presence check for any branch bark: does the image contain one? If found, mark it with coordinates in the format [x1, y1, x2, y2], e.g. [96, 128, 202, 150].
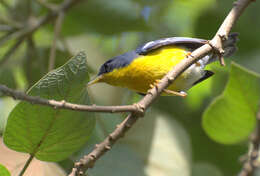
[48, 11, 65, 71]
[239, 107, 260, 176]
[68, 0, 255, 175]
[0, 84, 140, 113]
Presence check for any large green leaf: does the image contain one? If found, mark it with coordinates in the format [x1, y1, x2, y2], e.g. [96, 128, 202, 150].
[203, 62, 260, 144]
[3, 52, 95, 161]
[0, 164, 10, 176]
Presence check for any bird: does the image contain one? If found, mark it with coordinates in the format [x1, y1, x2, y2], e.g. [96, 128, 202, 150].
[88, 33, 238, 97]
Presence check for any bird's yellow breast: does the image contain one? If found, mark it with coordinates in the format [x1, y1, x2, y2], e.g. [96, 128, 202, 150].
[101, 46, 194, 94]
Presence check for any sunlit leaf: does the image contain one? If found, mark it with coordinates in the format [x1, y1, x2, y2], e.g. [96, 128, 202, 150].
[203, 62, 260, 144]
[4, 52, 95, 161]
[0, 98, 16, 135]
[0, 164, 10, 176]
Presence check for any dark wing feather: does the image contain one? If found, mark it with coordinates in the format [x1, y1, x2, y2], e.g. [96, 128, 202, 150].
[136, 37, 207, 55]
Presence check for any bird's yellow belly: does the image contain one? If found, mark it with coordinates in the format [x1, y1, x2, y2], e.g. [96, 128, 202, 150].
[101, 47, 200, 95]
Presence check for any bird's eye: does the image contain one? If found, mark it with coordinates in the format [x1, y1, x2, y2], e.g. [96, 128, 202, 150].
[104, 64, 109, 72]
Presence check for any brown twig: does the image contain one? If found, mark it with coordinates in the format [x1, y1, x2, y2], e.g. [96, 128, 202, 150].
[238, 107, 260, 176]
[0, 84, 140, 113]
[68, 0, 254, 175]
[60, 35, 73, 55]
[48, 11, 65, 71]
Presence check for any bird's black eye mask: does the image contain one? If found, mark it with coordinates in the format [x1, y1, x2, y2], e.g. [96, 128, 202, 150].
[98, 51, 138, 75]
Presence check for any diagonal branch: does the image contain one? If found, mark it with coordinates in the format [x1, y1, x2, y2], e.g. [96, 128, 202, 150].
[0, 37, 25, 66]
[0, 84, 140, 113]
[238, 106, 260, 176]
[68, 0, 255, 175]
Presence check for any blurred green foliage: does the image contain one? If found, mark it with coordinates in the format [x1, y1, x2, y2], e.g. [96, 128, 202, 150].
[0, 0, 260, 176]
[0, 164, 10, 176]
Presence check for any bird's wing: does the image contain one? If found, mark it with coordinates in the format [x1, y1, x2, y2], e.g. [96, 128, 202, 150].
[136, 37, 207, 55]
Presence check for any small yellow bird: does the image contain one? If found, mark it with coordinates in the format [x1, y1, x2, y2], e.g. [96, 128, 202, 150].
[88, 33, 238, 97]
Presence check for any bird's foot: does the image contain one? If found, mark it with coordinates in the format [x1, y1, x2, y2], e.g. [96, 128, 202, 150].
[186, 51, 194, 58]
[147, 79, 162, 95]
[149, 79, 161, 90]
[148, 79, 187, 97]
[163, 89, 187, 97]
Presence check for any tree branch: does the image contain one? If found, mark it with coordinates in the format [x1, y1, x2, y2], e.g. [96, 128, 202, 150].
[48, 11, 65, 71]
[0, 84, 140, 113]
[238, 107, 260, 176]
[68, 0, 255, 175]
[0, 36, 26, 66]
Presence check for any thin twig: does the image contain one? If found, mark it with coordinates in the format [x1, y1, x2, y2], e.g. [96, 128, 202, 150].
[68, 0, 254, 175]
[25, 36, 37, 87]
[35, 0, 58, 10]
[0, 37, 25, 66]
[18, 154, 34, 176]
[60, 34, 73, 55]
[48, 11, 65, 71]
[0, 84, 139, 113]
[238, 107, 260, 176]
[0, 24, 13, 32]
[0, 16, 23, 29]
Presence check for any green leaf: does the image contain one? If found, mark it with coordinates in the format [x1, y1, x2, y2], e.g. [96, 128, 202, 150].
[3, 52, 95, 161]
[0, 98, 16, 135]
[0, 164, 10, 176]
[203, 62, 260, 144]
[192, 163, 223, 176]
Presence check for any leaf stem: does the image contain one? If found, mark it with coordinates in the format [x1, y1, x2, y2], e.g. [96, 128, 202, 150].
[18, 154, 34, 176]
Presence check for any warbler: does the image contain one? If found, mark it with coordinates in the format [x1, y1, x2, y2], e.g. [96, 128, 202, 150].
[88, 33, 238, 96]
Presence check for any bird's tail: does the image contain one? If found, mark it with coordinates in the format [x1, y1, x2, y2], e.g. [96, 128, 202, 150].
[222, 32, 239, 57]
[199, 33, 239, 66]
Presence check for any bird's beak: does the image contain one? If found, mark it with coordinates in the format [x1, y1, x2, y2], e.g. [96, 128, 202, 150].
[87, 75, 104, 86]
